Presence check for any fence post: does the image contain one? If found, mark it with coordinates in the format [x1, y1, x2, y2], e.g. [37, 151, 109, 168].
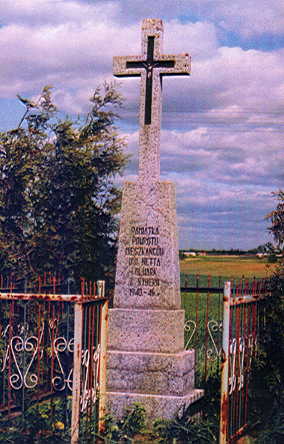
[97, 280, 105, 298]
[220, 281, 231, 444]
[98, 298, 109, 433]
[71, 302, 83, 444]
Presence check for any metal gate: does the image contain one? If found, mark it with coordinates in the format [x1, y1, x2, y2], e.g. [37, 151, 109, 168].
[182, 274, 224, 385]
[219, 280, 270, 443]
[0, 275, 108, 443]
[182, 275, 271, 442]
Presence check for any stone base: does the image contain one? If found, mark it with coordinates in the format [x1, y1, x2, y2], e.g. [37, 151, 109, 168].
[106, 389, 204, 424]
[107, 307, 204, 422]
[108, 308, 185, 353]
[107, 349, 195, 396]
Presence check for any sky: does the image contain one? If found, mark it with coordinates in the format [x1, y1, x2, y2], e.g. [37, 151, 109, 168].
[0, 0, 283, 250]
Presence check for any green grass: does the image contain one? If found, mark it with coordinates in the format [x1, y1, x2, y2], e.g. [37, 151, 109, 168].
[182, 292, 223, 384]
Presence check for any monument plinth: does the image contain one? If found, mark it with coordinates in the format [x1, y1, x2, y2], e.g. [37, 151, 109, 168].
[107, 19, 203, 421]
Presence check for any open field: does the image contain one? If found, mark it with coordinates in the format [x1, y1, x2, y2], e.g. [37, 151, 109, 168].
[180, 255, 277, 279]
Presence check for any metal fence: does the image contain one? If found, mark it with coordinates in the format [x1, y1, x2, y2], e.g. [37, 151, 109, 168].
[181, 274, 271, 442]
[0, 274, 108, 443]
[181, 274, 224, 385]
[181, 274, 269, 384]
[219, 280, 270, 443]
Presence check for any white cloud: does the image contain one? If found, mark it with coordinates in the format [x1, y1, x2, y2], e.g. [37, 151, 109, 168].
[188, 0, 284, 38]
[122, 123, 284, 192]
[164, 20, 218, 60]
[92, 0, 284, 40]
[2, 0, 119, 26]
[216, 0, 284, 38]
[0, 0, 139, 99]
[0, 0, 283, 249]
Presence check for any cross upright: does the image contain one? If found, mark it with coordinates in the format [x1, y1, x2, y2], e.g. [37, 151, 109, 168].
[113, 19, 190, 182]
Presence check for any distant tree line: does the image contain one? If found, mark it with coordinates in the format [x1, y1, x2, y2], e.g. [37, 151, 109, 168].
[179, 246, 274, 256]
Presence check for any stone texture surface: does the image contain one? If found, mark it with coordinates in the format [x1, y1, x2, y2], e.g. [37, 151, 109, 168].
[113, 181, 180, 310]
[107, 350, 195, 396]
[107, 389, 204, 424]
[108, 308, 185, 353]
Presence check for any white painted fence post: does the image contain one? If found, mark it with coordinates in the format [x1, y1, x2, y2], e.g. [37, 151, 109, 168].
[98, 298, 108, 433]
[71, 302, 83, 444]
[220, 281, 231, 444]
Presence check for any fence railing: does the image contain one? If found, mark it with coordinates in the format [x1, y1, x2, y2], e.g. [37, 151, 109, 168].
[181, 274, 224, 385]
[181, 274, 271, 442]
[181, 274, 270, 385]
[219, 280, 270, 443]
[0, 275, 108, 443]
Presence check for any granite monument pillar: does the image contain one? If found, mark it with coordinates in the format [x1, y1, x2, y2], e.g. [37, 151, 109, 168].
[106, 18, 203, 421]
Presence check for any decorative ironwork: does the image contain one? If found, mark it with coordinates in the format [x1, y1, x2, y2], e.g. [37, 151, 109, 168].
[81, 345, 100, 412]
[0, 277, 108, 442]
[184, 319, 196, 349]
[220, 280, 271, 443]
[0, 319, 100, 399]
[1, 321, 44, 390]
[228, 337, 237, 395]
[207, 320, 223, 361]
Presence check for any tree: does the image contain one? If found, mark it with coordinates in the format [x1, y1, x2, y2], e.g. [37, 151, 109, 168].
[0, 84, 128, 285]
[247, 191, 284, 441]
[266, 190, 284, 250]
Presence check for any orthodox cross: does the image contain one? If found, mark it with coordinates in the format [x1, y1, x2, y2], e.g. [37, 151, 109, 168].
[113, 19, 190, 181]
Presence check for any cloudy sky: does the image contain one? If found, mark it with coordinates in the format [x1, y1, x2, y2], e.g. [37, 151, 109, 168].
[1, 0, 283, 250]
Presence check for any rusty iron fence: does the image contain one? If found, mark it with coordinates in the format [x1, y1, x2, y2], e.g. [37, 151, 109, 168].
[181, 274, 271, 442]
[219, 280, 270, 443]
[0, 274, 108, 443]
[181, 274, 225, 385]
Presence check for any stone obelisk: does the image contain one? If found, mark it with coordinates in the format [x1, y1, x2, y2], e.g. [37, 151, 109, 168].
[106, 19, 203, 421]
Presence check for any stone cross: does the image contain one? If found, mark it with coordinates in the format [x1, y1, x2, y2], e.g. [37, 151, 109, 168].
[113, 18, 190, 181]
[107, 19, 203, 423]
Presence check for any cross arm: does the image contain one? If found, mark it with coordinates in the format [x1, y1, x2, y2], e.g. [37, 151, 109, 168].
[113, 53, 191, 77]
[159, 54, 191, 76]
[113, 56, 144, 77]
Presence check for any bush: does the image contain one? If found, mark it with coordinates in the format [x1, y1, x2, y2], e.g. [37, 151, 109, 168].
[249, 272, 284, 441]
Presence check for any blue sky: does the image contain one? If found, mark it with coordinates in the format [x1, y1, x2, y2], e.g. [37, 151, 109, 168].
[0, 0, 284, 250]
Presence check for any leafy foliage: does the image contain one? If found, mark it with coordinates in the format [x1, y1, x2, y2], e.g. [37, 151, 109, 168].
[101, 403, 147, 442]
[251, 190, 284, 440]
[0, 84, 128, 285]
[153, 405, 218, 443]
[0, 398, 70, 443]
[249, 273, 284, 442]
[256, 409, 284, 443]
[266, 190, 284, 250]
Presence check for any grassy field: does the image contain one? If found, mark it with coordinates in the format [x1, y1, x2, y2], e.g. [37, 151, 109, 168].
[180, 255, 276, 279]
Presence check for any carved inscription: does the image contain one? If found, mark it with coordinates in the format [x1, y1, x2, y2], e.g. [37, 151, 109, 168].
[125, 225, 165, 297]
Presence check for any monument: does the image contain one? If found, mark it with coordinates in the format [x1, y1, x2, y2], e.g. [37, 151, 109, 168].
[106, 19, 203, 421]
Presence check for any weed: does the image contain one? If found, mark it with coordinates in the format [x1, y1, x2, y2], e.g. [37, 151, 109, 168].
[101, 403, 147, 442]
[153, 404, 218, 443]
